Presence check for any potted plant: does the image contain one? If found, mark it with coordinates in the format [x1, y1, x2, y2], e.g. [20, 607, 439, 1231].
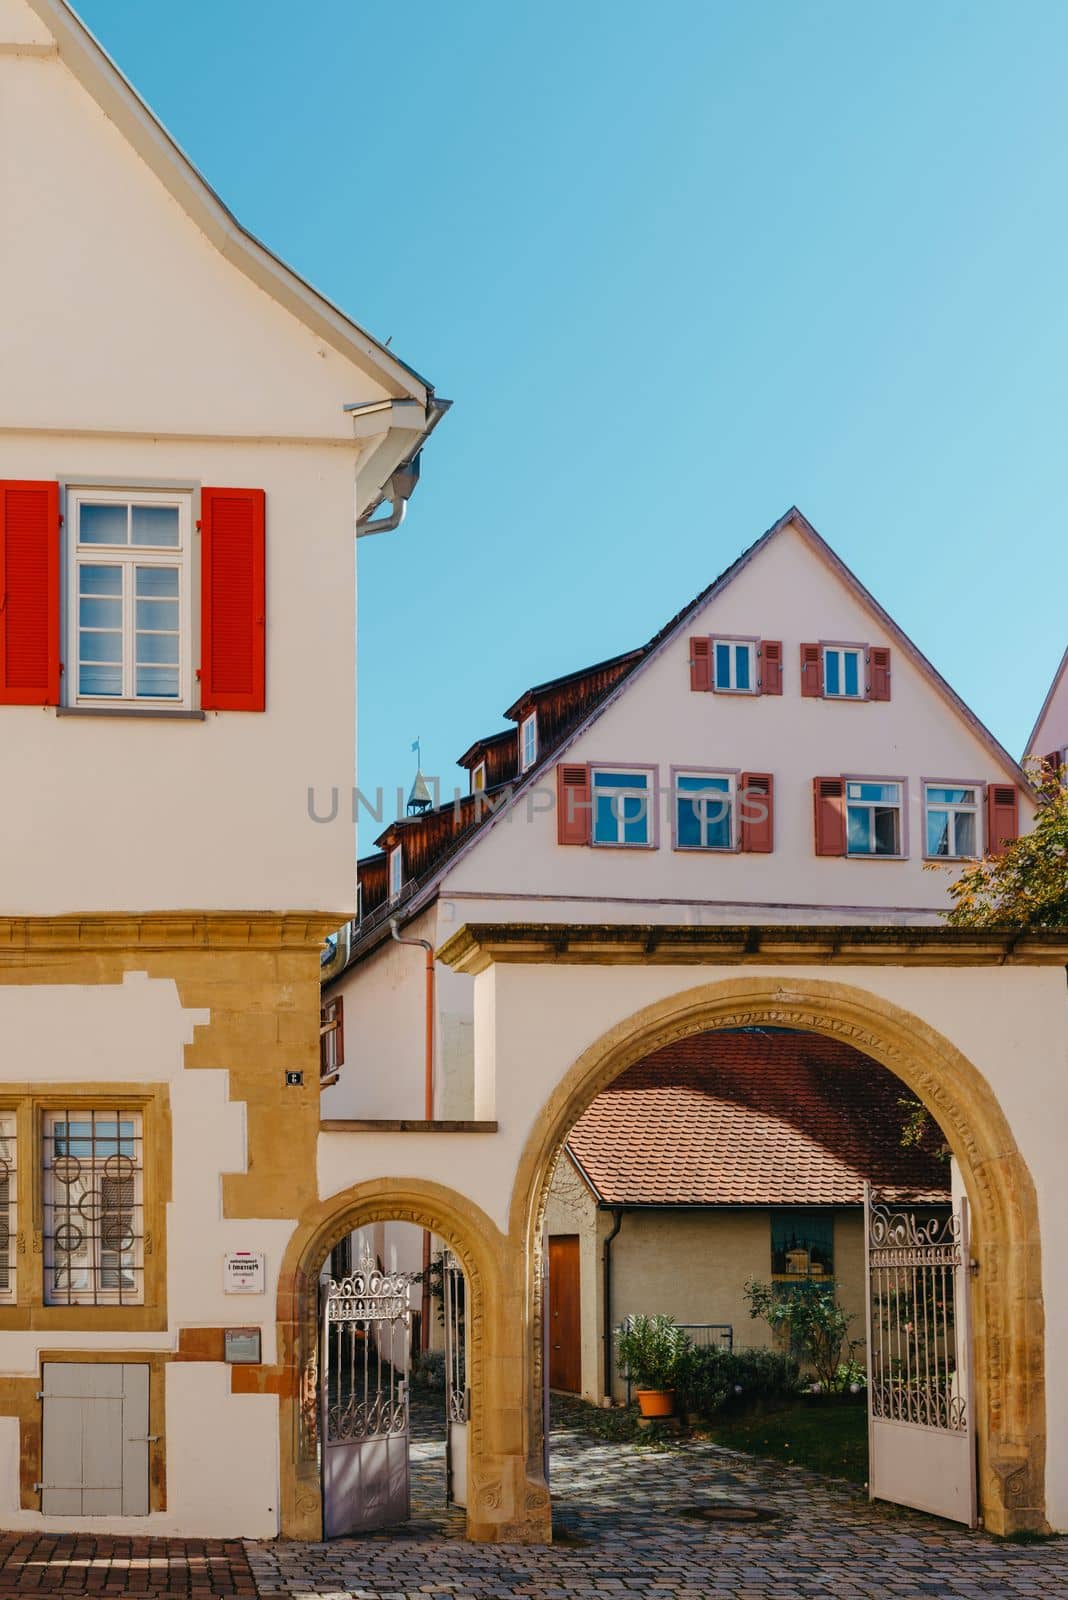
[615, 1315, 690, 1417]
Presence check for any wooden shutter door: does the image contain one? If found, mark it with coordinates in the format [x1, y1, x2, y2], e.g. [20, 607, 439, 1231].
[557, 763, 591, 844]
[800, 643, 822, 698]
[689, 637, 712, 692]
[867, 646, 892, 701]
[0, 480, 60, 705]
[814, 776, 847, 855]
[41, 1362, 149, 1516]
[985, 784, 1019, 857]
[758, 640, 782, 694]
[740, 773, 774, 852]
[200, 487, 265, 711]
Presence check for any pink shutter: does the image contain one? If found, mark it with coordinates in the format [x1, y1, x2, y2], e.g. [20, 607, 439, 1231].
[867, 646, 891, 701]
[758, 641, 782, 695]
[557, 763, 591, 845]
[740, 773, 774, 852]
[813, 776, 846, 855]
[800, 643, 822, 698]
[0, 480, 60, 705]
[689, 637, 712, 692]
[986, 784, 1019, 857]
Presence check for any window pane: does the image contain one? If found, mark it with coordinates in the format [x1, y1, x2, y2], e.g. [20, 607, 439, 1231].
[825, 651, 840, 696]
[135, 667, 179, 698]
[79, 630, 122, 664]
[79, 665, 122, 697]
[136, 632, 179, 665]
[847, 806, 871, 853]
[593, 794, 617, 843]
[954, 811, 976, 857]
[592, 771, 648, 791]
[734, 645, 750, 691]
[677, 798, 702, 849]
[928, 787, 974, 806]
[772, 1211, 834, 1276]
[79, 596, 122, 629]
[79, 564, 122, 597]
[715, 642, 730, 687]
[622, 799, 648, 845]
[927, 809, 950, 857]
[135, 566, 179, 598]
[131, 505, 180, 547]
[79, 503, 128, 545]
[873, 805, 899, 855]
[135, 598, 179, 631]
[852, 782, 899, 804]
[844, 651, 860, 696]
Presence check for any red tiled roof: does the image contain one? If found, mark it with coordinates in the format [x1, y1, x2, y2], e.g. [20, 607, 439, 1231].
[566, 1029, 949, 1207]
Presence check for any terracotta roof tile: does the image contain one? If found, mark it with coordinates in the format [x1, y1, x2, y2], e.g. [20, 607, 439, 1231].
[566, 1029, 949, 1207]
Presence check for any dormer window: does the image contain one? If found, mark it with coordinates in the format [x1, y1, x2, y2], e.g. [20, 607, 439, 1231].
[520, 713, 538, 772]
[388, 844, 404, 903]
[471, 762, 487, 794]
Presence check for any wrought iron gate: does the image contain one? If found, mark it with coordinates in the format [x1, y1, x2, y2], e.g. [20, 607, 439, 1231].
[443, 1250, 468, 1507]
[864, 1184, 977, 1526]
[321, 1251, 412, 1536]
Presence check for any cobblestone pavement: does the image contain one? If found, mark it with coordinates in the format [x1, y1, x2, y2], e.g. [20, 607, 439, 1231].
[0, 1532, 256, 1595]
[247, 1407, 1068, 1600]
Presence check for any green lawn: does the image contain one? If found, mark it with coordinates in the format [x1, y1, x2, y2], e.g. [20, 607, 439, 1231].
[700, 1400, 868, 1484]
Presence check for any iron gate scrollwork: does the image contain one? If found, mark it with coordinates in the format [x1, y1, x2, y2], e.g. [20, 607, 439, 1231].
[321, 1248, 413, 1536]
[443, 1249, 469, 1507]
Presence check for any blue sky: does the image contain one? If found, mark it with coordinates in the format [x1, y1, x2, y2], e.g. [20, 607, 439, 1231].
[81, 0, 1067, 824]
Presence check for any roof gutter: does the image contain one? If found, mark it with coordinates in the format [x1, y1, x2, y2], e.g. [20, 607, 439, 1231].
[351, 397, 452, 536]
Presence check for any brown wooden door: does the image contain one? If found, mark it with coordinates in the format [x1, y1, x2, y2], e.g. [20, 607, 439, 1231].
[548, 1235, 581, 1393]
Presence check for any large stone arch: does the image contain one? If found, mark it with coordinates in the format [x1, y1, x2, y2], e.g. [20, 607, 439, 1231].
[511, 974, 1047, 1536]
[275, 1176, 548, 1542]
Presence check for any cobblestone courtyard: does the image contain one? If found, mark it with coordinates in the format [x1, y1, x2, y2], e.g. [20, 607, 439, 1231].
[247, 1408, 1068, 1600]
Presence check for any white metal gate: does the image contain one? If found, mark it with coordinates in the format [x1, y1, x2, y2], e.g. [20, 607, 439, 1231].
[321, 1252, 412, 1536]
[443, 1250, 468, 1508]
[864, 1184, 977, 1526]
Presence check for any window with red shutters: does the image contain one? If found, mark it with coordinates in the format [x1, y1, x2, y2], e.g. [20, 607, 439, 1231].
[800, 643, 822, 698]
[740, 772, 774, 852]
[0, 480, 59, 706]
[200, 487, 265, 711]
[320, 994, 344, 1083]
[758, 641, 782, 695]
[1042, 750, 1063, 779]
[813, 776, 847, 855]
[689, 637, 712, 692]
[867, 646, 892, 701]
[985, 784, 1019, 857]
[557, 763, 591, 845]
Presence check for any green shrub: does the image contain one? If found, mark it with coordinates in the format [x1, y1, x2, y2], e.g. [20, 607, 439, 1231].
[409, 1349, 445, 1391]
[744, 1277, 859, 1391]
[675, 1344, 801, 1419]
[614, 1315, 690, 1390]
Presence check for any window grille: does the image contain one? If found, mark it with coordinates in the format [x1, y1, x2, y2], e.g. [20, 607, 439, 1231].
[43, 1111, 144, 1306]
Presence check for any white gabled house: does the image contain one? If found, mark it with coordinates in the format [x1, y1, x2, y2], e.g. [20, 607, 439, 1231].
[1026, 646, 1068, 773]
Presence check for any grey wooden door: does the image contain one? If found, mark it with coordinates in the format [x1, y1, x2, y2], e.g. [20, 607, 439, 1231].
[41, 1363, 150, 1516]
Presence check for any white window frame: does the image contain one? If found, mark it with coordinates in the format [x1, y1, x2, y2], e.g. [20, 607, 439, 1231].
[42, 1109, 144, 1307]
[822, 644, 864, 700]
[520, 713, 538, 772]
[924, 781, 982, 861]
[672, 768, 736, 851]
[66, 485, 193, 710]
[845, 777, 905, 858]
[712, 638, 757, 695]
[471, 761, 487, 794]
[590, 765, 656, 849]
[388, 844, 404, 903]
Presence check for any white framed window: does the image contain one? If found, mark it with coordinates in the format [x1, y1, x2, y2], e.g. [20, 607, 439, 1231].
[67, 487, 192, 708]
[713, 639, 756, 694]
[43, 1110, 144, 1306]
[471, 761, 487, 794]
[388, 845, 404, 903]
[925, 784, 980, 859]
[520, 713, 538, 772]
[591, 767, 653, 847]
[846, 780, 903, 856]
[675, 772, 734, 850]
[0, 1115, 16, 1305]
[823, 645, 863, 699]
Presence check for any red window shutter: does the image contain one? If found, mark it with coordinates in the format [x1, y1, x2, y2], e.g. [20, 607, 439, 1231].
[0, 480, 60, 706]
[689, 637, 712, 692]
[986, 784, 1019, 857]
[1042, 749, 1062, 779]
[200, 487, 265, 711]
[800, 643, 822, 698]
[867, 646, 892, 701]
[758, 641, 782, 695]
[332, 994, 344, 1067]
[813, 776, 846, 856]
[557, 763, 591, 845]
[740, 772, 774, 852]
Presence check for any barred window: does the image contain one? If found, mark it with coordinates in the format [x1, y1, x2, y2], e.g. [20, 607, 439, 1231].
[771, 1210, 834, 1279]
[43, 1111, 143, 1306]
[0, 1116, 16, 1303]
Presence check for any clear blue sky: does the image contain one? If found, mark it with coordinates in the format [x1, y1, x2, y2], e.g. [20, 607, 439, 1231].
[81, 0, 1067, 824]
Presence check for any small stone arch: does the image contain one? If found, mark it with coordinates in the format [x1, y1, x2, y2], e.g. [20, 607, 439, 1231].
[511, 974, 1047, 1536]
[275, 1177, 514, 1542]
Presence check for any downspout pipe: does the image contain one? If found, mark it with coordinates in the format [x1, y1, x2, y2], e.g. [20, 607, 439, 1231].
[391, 918, 435, 1349]
[602, 1207, 624, 1403]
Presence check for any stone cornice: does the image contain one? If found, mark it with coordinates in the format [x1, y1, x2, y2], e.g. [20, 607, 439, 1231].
[0, 912, 343, 954]
[437, 922, 1068, 975]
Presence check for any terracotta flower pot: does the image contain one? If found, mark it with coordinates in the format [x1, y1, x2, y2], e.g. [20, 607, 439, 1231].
[636, 1388, 675, 1418]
